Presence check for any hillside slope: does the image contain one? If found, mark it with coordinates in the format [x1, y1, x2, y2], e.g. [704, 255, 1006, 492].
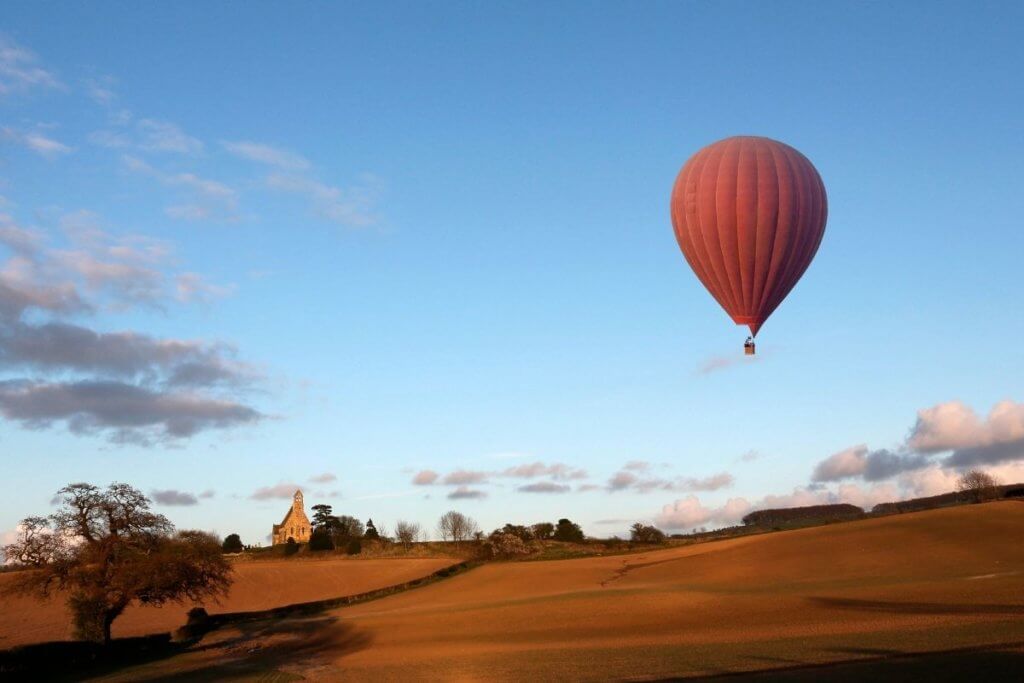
[106, 501, 1024, 681]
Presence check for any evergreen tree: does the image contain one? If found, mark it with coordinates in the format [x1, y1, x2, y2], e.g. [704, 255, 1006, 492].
[553, 518, 585, 543]
[222, 533, 244, 553]
[364, 518, 380, 540]
[311, 504, 334, 529]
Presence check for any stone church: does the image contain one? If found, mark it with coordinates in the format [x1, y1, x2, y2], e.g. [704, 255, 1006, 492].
[271, 490, 311, 545]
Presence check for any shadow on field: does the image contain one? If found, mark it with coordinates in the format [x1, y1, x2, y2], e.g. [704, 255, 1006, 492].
[808, 596, 1024, 615]
[126, 615, 372, 682]
[0, 614, 371, 682]
[0, 561, 471, 681]
[664, 641, 1024, 682]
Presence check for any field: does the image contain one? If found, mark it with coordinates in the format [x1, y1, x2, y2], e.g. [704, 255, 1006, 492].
[0, 557, 458, 649]
[71, 500, 1024, 681]
[4, 502, 1023, 680]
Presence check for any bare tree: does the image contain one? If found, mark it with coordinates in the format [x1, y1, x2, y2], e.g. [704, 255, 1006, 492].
[437, 510, 479, 548]
[1, 482, 232, 644]
[958, 469, 1000, 503]
[395, 520, 421, 550]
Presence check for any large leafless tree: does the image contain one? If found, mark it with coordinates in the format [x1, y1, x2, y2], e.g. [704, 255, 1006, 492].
[958, 469, 1000, 503]
[437, 510, 478, 548]
[395, 520, 420, 549]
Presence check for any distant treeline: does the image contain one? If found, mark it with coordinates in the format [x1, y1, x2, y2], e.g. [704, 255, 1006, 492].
[872, 483, 1024, 515]
[742, 503, 864, 527]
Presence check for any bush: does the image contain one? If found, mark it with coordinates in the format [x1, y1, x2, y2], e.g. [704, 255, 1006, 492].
[221, 533, 243, 554]
[283, 538, 299, 556]
[346, 539, 362, 555]
[630, 523, 666, 544]
[497, 524, 533, 542]
[308, 528, 334, 551]
[483, 532, 532, 559]
[531, 522, 554, 540]
[553, 518, 584, 543]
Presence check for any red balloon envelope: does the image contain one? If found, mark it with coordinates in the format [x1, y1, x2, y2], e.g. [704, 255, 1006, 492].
[670, 136, 827, 337]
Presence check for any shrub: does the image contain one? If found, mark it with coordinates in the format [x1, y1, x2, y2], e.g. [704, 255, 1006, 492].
[483, 532, 532, 559]
[308, 528, 334, 551]
[498, 524, 533, 542]
[553, 518, 584, 543]
[346, 539, 362, 555]
[283, 538, 299, 556]
[630, 523, 666, 544]
[531, 522, 555, 540]
[221, 533, 243, 554]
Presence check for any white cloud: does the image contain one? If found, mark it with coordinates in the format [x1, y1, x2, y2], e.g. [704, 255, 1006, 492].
[83, 75, 116, 105]
[500, 461, 587, 480]
[0, 37, 62, 95]
[812, 445, 868, 482]
[251, 483, 302, 500]
[2, 127, 72, 158]
[442, 469, 489, 485]
[607, 469, 734, 493]
[123, 156, 238, 222]
[655, 495, 751, 530]
[222, 141, 310, 170]
[92, 119, 203, 155]
[266, 172, 381, 228]
[910, 399, 1024, 466]
[175, 272, 234, 303]
[412, 469, 439, 485]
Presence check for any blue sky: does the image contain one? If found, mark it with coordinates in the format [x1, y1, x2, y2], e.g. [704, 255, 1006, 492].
[1, 2, 1023, 545]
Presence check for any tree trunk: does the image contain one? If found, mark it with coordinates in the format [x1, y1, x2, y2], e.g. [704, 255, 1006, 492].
[103, 610, 116, 645]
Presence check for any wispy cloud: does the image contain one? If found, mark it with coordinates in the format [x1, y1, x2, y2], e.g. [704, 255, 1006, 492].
[151, 489, 199, 506]
[447, 486, 486, 500]
[123, 156, 238, 222]
[607, 468, 734, 493]
[2, 127, 72, 158]
[0, 37, 62, 95]
[517, 482, 571, 494]
[696, 353, 760, 375]
[442, 469, 489, 485]
[411, 469, 439, 485]
[222, 141, 310, 170]
[266, 172, 381, 228]
[251, 483, 302, 500]
[92, 118, 203, 155]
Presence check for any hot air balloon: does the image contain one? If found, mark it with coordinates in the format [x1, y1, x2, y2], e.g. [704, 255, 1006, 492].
[670, 136, 827, 354]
